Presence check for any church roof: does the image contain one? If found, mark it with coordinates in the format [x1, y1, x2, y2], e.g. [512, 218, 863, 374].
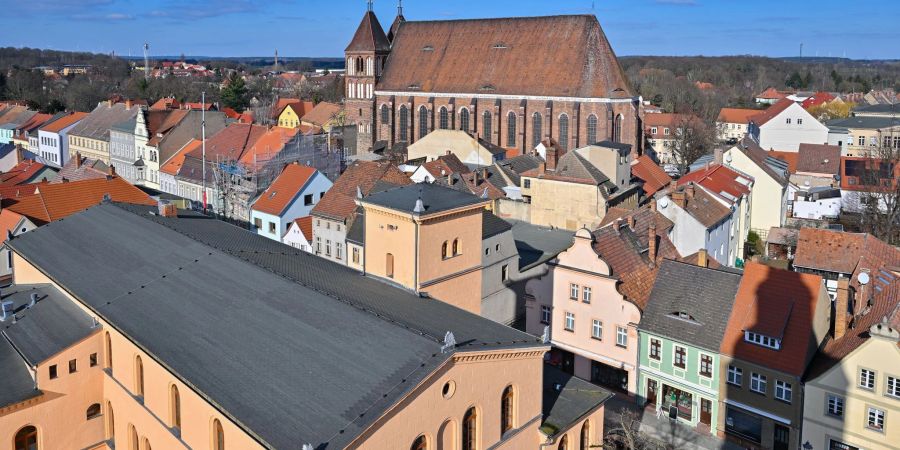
[346, 11, 391, 53]
[379, 15, 632, 98]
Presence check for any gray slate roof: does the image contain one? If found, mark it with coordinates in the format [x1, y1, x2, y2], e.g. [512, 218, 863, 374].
[8, 202, 540, 449]
[542, 364, 612, 437]
[853, 103, 900, 114]
[638, 260, 742, 351]
[1, 284, 97, 365]
[509, 220, 574, 271]
[361, 182, 485, 215]
[482, 210, 512, 239]
[0, 339, 39, 408]
[827, 115, 900, 130]
[69, 102, 140, 142]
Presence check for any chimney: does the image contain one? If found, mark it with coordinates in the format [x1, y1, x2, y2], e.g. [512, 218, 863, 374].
[614, 218, 622, 234]
[0, 300, 14, 322]
[714, 147, 724, 164]
[685, 183, 695, 199]
[546, 146, 558, 171]
[62, 177, 69, 183]
[538, 162, 546, 175]
[481, 167, 488, 180]
[835, 276, 850, 340]
[107, 99, 113, 107]
[447, 173, 453, 186]
[697, 248, 708, 268]
[15, 144, 23, 163]
[108, 165, 116, 177]
[75, 152, 82, 168]
[473, 170, 479, 186]
[650, 198, 657, 212]
[672, 191, 686, 209]
[125, 99, 132, 110]
[648, 222, 657, 264]
[627, 215, 635, 230]
[162, 203, 177, 218]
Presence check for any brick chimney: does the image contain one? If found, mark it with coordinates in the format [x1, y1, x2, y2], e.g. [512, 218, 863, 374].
[685, 183, 695, 199]
[697, 248, 708, 268]
[835, 276, 851, 340]
[650, 198, 657, 212]
[160, 203, 178, 218]
[672, 191, 686, 209]
[627, 215, 635, 230]
[538, 162, 546, 175]
[108, 165, 116, 176]
[75, 152, 82, 168]
[125, 99, 132, 110]
[546, 146, 558, 171]
[648, 222, 657, 265]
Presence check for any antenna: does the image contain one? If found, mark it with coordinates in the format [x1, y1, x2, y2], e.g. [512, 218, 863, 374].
[143, 42, 150, 79]
[799, 42, 803, 59]
[202, 91, 207, 214]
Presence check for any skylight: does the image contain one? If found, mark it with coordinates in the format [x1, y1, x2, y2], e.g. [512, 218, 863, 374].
[744, 331, 781, 350]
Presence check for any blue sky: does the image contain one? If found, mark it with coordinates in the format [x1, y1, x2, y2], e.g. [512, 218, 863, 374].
[5, 0, 898, 59]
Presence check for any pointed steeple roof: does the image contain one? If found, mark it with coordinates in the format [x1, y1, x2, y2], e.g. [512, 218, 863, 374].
[388, 1, 406, 43]
[346, 10, 391, 53]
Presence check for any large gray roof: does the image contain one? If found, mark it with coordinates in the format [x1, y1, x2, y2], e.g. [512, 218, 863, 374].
[8, 202, 540, 449]
[482, 210, 512, 239]
[542, 364, 612, 438]
[638, 260, 742, 351]
[509, 220, 574, 271]
[827, 115, 900, 130]
[360, 182, 485, 215]
[69, 102, 140, 142]
[0, 339, 39, 408]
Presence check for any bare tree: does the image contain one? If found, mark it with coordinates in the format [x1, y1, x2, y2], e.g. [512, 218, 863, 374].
[669, 114, 714, 176]
[854, 121, 900, 244]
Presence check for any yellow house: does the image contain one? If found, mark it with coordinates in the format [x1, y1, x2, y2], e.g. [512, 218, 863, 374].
[827, 116, 900, 157]
[68, 100, 141, 164]
[276, 101, 314, 128]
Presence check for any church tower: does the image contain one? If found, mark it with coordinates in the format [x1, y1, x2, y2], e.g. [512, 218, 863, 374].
[387, 0, 405, 44]
[345, 1, 391, 154]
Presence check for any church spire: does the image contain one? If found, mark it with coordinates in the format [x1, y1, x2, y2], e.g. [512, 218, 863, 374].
[397, 0, 403, 15]
[388, 0, 406, 44]
[367, 0, 373, 12]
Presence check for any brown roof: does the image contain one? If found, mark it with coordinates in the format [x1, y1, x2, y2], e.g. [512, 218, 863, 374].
[5, 177, 155, 225]
[312, 161, 411, 222]
[749, 98, 794, 127]
[793, 228, 900, 278]
[796, 143, 841, 175]
[593, 207, 678, 310]
[240, 127, 299, 166]
[0, 160, 54, 185]
[189, 123, 268, 162]
[766, 227, 799, 246]
[282, 101, 315, 119]
[271, 98, 301, 120]
[39, 112, 88, 133]
[720, 262, 825, 377]
[252, 164, 318, 216]
[346, 11, 391, 52]
[767, 150, 799, 174]
[631, 154, 672, 196]
[421, 153, 470, 178]
[292, 216, 313, 241]
[379, 15, 632, 98]
[670, 183, 732, 228]
[147, 109, 190, 147]
[717, 108, 761, 124]
[677, 163, 752, 205]
[300, 102, 341, 127]
[729, 136, 788, 185]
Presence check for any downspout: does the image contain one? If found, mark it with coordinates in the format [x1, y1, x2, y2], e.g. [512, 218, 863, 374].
[414, 214, 419, 290]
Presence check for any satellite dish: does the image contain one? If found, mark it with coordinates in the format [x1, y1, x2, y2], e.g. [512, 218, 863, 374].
[659, 197, 669, 209]
[724, 153, 733, 163]
[858, 272, 870, 285]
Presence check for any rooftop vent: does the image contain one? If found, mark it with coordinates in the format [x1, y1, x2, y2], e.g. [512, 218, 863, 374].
[0, 300, 14, 322]
[492, 43, 508, 49]
[422, 45, 434, 51]
[413, 197, 425, 214]
[28, 293, 37, 308]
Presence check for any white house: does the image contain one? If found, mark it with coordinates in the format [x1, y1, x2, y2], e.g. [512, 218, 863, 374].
[250, 163, 332, 242]
[282, 216, 313, 252]
[722, 138, 790, 236]
[792, 187, 842, 220]
[656, 182, 738, 266]
[36, 112, 86, 168]
[406, 129, 506, 166]
[749, 99, 829, 152]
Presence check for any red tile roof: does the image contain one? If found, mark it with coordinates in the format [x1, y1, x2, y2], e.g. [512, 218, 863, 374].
[160, 140, 201, 176]
[840, 156, 900, 192]
[5, 176, 155, 225]
[292, 216, 313, 241]
[631, 154, 671, 196]
[0, 209, 28, 236]
[757, 87, 789, 100]
[39, 111, 89, 133]
[239, 127, 299, 166]
[801, 92, 836, 109]
[271, 98, 301, 120]
[749, 98, 795, 127]
[421, 153, 470, 179]
[190, 123, 268, 162]
[300, 102, 341, 127]
[0, 160, 54, 185]
[312, 161, 411, 221]
[281, 101, 315, 119]
[767, 150, 799, 173]
[721, 262, 825, 376]
[150, 97, 180, 110]
[678, 163, 752, 204]
[793, 228, 900, 279]
[52, 155, 109, 183]
[346, 10, 391, 53]
[0, 183, 41, 200]
[252, 163, 318, 216]
[717, 108, 761, 124]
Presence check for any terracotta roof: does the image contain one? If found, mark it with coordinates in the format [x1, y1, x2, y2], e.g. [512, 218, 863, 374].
[631, 154, 671, 196]
[38, 112, 88, 133]
[717, 108, 761, 124]
[300, 102, 341, 127]
[721, 262, 825, 376]
[291, 216, 313, 241]
[5, 177, 154, 225]
[52, 155, 109, 183]
[147, 109, 190, 147]
[0, 209, 27, 235]
[380, 15, 632, 98]
[189, 123, 268, 162]
[801, 92, 835, 109]
[312, 161, 411, 222]
[281, 101, 315, 119]
[749, 98, 794, 127]
[239, 127, 299, 166]
[421, 153, 470, 178]
[160, 140, 201, 176]
[149, 97, 180, 110]
[796, 143, 840, 175]
[643, 113, 702, 139]
[271, 98, 301, 120]
[678, 163, 752, 205]
[0, 183, 40, 200]
[793, 228, 900, 278]
[767, 150, 799, 173]
[252, 164, 318, 216]
[756, 87, 789, 100]
[592, 206, 678, 310]
[0, 160, 54, 185]
[346, 10, 391, 53]
[14, 113, 53, 133]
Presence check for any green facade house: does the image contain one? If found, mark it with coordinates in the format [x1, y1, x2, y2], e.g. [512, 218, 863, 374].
[637, 260, 742, 435]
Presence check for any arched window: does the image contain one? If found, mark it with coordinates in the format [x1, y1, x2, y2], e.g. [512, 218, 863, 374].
[613, 114, 623, 143]
[501, 385, 514, 434]
[452, 239, 460, 256]
[399, 106, 409, 142]
[587, 114, 598, 144]
[143, 438, 152, 450]
[532, 112, 543, 149]
[380, 104, 389, 125]
[106, 402, 116, 440]
[105, 332, 113, 372]
[507, 112, 517, 147]
[411, 435, 427, 450]
[347, 57, 354, 75]
[558, 114, 569, 151]
[14, 426, 37, 450]
[86, 403, 101, 420]
[441, 241, 448, 259]
[213, 419, 225, 450]
[419, 106, 429, 139]
[129, 424, 139, 450]
[134, 355, 144, 397]
[386, 253, 394, 278]
[462, 407, 477, 450]
[483, 111, 492, 142]
[580, 420, 590, 450]
[367, 57, 373, 76]
[558, 434, 568, 450]
[459, 108, 470, 133]
[170, 385, 181, 431]
[439, 107, 449, 130]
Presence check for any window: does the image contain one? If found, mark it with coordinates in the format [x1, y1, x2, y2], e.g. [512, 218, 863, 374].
[50, 364, 58, 379]
[565, 312, 575, 331]
[501, 264, 509, 282]
[441, 241, 449, 259]
[483, 111, 492, 141]
[399, 106, 409, 141]
[587, 114, 598, 144]
[540, 306, 551, 324]
[170, 385, 181, 431]
[507, 112, 517, 147]
[592, 320, 603, 340]
[462, 407, 477, 450]
[580, 421, 590, 450]
[727, 366, 743, 386]
[352, 248, 360, 264]
[213, 418, 225, 450]
[860, 368, 876, 390]
[827, 394, 844, 417]
[616, 327, 628, 348]
[380, 104, 390, 124]
[304, 194, 314, 205]
[418, 106, 428, 138]
[105, 332, 113, 371]
[501, 385, 514, 433]
[651, 126, 658, 135]
[887, 376, 900, 398]
[267, 222, 275, 234]
[14, 426, 37, 450]
[674, 346, 686, 368]
[786, 118, 791, 124]
[459, 108, 470, 132]
[775, 380, 792, 403]
[86, 403, 101, 420]
[558, 434, 568, 450]
[523, 179, 531, 189]
[336, 243, 343, 260]
[411, 435, 427, 450]
[750, 373, 767, 394]
[439, 107, 449, 130]
[532, 112, 542, 148]
[452, 239, 460, 256]
[129, 424, 139, 450]
[699, 354, 712, 378]
[797, 118, 803, 125]
[134, 355, 143, 397]
[69, 358, 77, 374]
[558, 114, 569, 151]
[612, 114, 623, 143]
[386, 253, 394, 278]
[664, 127, 670, 136]
[744, 331, 781, 350]
[582, 286, 592, 303]
[858, 135, 866, 146]
[649, 338, 660, 359]
[325, 240, 332, 256]
[569, 283, 579, 300]
[867, 407, 885, 431]
[90, 353, 98, 367]
[315, 237, 321, 253]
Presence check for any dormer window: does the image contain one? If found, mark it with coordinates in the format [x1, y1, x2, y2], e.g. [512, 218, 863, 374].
[671, 311, 696, 321]
[422, 45, 434, 52]
[492, 43, 508, 49]
[744, 331, 781, 350]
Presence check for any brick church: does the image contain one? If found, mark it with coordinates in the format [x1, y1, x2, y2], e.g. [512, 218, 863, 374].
[345, 3, 643, 157]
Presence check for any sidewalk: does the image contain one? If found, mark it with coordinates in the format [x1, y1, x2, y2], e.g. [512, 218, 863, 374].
[603, 393, 745, 450]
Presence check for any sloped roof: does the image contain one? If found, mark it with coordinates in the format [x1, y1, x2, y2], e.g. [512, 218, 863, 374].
[5, 177, 155, 225]
[312, 161, 411, 221]
[796, 143, 840, 175]
[251, 163, 318, 216]
[160, 139, 200, 176]
[717, 108, 760, 124]
[793, 228, 900, 277]
[282, 101, 315, 119]
[346, 10, 391, 52]
[421, 153, 471, 178]
[0, 160, 55, 185]
[728, 137, 789, 186]
[300, 102, 341, 127]
[69, 102, 141, 141]
[668, 183, 732, 228]
[541, 364, 612, 439]
[679, 163, 752, 205]
[749, 98, 795, 126]
[720, 262, 825, 376]
[189, 123, 268, 162]
[482, 210, 512, 239]
[802, 92, 836, 109]
[767, 150, 799, 174]
[380, 15, 632, 98]
[291, 216, 313, 241]
[39, 111, 88, 133]
[361, 182, 486, 216]
[52, 155, 109, 183]
[631, 154, 672, 196]
[239, 127, 298, 166]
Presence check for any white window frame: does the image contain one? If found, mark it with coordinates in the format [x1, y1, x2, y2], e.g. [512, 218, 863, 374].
[750, 373, 767, 394]
[591, 320, 602, 340]
[582, 286, 592, 303]
[775, 380, 792, 403]
[569, 283, 579, 300]
[564, 312, 575, 331]
[866, 406, 885, 432]
[615, 326, 627, 348]
[860, 368, 876, 390]
[727, 365, 743, 386]
[886, 376, 900, 398]
[826, 394, 844, 417]
[540, 305, 551, 325]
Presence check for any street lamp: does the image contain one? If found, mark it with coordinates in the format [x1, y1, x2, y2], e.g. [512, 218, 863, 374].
[803, 441, 813, 450]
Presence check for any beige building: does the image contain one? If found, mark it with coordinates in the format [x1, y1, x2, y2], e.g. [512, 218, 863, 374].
[826, 116, 900, 157]
[716, 108, 760, 142]
[68, 100, 142, 164]
[407, 129, 507, 166]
